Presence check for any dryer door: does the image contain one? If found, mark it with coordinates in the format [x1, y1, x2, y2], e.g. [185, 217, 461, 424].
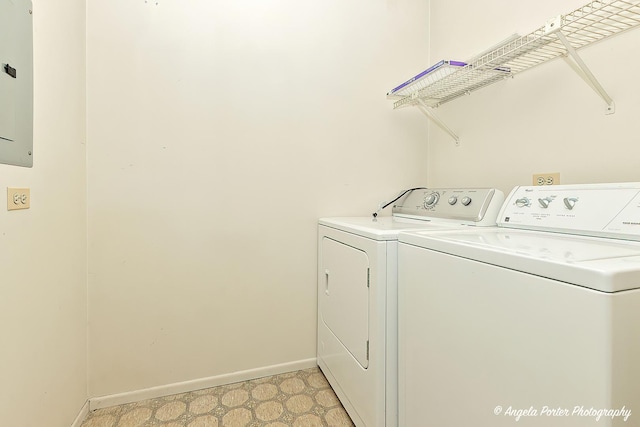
[321, 237, 370, 368]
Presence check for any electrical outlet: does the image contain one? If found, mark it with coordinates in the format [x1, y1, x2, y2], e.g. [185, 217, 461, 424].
[532, 173, 560, 186]
[7, 188, 30, 210]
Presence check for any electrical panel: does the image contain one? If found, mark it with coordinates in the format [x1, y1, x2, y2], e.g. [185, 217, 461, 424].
[0, 0, 33, 167]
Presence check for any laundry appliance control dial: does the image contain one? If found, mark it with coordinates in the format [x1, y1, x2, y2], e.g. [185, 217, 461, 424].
[424, 192, 440, 208]
[564, 197, 578, 210]
[515, 197, 531, 208]
[461, 196, 472, 206]
[538, 197, 553, 208]
[448, 196, 458, 205]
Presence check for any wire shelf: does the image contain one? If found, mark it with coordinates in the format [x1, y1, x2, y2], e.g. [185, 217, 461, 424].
[390, 0, 640, 109]
[387, 60, 468, 98]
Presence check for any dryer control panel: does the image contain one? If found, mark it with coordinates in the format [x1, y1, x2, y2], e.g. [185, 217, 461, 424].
[393, 188, 504, 226]
[499, 183, 640, 241]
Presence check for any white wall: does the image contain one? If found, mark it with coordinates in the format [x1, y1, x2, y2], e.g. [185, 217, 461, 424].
[10, 0, 640, 419]
[426, 0, 640, 194]
[86, 0, 429, 396]
[0, 0, 87, 426]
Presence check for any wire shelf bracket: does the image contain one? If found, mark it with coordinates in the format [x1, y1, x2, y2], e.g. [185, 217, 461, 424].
[416, 99, 460, 146]
[388, 0, 640, 143]
[546, 16, 616, 114]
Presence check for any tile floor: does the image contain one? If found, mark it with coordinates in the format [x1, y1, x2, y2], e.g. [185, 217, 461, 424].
[80, 367, 355, 427]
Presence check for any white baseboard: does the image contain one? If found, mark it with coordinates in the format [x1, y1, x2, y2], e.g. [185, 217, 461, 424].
[89, 358, 317, 411]
[70, 400, 90, 427]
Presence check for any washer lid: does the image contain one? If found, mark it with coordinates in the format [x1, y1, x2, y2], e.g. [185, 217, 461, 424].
[319, 217, 464, 241]
[399, 228, 640, 292]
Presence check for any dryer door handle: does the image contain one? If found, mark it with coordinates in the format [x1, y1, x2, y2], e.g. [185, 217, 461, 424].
[325, 269, 330, 295]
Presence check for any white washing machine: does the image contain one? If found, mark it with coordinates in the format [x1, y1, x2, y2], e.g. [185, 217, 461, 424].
[398, 183, 640, 427]
[317, 188, 504, 427]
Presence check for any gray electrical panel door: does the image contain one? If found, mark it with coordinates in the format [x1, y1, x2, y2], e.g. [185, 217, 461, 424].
[0, 0, 33, 167]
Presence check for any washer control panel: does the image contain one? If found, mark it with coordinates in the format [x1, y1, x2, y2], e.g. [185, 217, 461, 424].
[393, 188, 504, 226]
[499, 183, 640, 241]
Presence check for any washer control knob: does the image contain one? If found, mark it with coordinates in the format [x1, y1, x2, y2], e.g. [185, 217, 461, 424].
[563, 197, 578, 210]
[448, 196, 458, 205]
[461, 196, 472, 206]
[538, 197, 552, 208]
[424, 192, 440, 208]
[515, 197, 531, 208]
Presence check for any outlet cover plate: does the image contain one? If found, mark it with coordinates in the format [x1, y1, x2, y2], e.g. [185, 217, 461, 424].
[7, 187, 30, 210]
[533, 173, 560, 186]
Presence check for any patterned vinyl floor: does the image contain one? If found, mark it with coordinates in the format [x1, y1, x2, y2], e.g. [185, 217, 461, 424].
[80, 367, 355, 427]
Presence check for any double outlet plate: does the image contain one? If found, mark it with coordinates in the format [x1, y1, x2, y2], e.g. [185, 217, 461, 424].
[533, 173, 560, 186]
[7, 187, 30, 210]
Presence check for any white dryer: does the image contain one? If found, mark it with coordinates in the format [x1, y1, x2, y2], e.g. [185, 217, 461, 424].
[318, 188, 504, 427]
[398, 183, 640, 427]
